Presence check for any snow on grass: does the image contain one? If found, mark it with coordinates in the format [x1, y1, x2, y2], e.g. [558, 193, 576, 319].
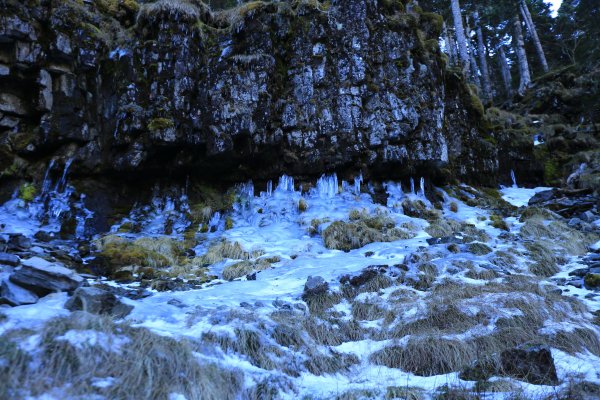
[0, 292, 70, 336]
[55, 329, 130, 352]
[3, 175, 600, 399]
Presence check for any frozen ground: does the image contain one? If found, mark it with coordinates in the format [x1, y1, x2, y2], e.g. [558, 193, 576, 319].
[1, 175, 599, 399]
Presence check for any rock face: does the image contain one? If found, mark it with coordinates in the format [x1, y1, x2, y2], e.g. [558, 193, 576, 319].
[0, 0, 496, 185]
[9, 257, 84, 294]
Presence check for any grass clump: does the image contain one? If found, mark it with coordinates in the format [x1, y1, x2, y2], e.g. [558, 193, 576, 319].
[95, 235, 173, 269]
[490, 214, 509, 231]
[371, 337, 475, 376]
[222, 258, 272, 280]
[524, 241, 563, 277]
[323, 210, 414, 251]
[467, 242, 493, 256]
[425, 218, 461, 238]
[200, 240, 263, 264]
[0, 313, 243, 399]
[298, 198, 308, 212]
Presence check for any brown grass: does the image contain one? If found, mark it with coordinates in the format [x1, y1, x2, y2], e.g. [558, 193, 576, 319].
[0, 312, 243, 399]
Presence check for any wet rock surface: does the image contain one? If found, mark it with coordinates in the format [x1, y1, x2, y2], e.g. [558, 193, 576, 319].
[0, 0, 495, 186]
[9, 256, 84, 294]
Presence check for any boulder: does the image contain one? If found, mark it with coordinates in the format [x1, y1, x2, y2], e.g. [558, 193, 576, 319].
[65, 286, 133, 318]
[7, 234, 32, 250]
[0, 252, 20, 267]
[0, 278, 38, 306]
[500, 344, 558, 385]
[10, 257, 83, 294]
[528, 189, 556, 205]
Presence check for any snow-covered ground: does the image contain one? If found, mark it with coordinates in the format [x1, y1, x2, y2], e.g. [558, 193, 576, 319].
[1, 175, 599, 400]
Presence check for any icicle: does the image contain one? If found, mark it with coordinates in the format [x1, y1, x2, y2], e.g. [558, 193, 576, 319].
[41, 159, 56, 194]
[266, 180, 273, 197]
[510, 170, 518, 188]
[316, 173, 338, 198]
[55, 158, 73, 193]
[418, 177, 425, 197]
[276, 175, 294, 192]
[410, 177, 415, 195]
[354, 173, 363, 195]
[208, 211, 221, 230]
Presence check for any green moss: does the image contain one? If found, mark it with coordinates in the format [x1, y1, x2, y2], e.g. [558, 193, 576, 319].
[225, 217, 234, 230]
[18, 183, 37, 202]
[148, 118, 175, 132]
[468, 87, 485, 117]
[584, 273, 600, 289]
[420, 12, 443, 37]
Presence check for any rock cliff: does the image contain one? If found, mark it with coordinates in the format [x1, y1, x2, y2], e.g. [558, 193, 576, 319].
[0, 0, 496, 187]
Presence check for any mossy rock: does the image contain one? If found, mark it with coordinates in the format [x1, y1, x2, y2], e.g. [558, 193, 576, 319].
[148, 118, 175, 132]
[584, 273, 600, 289]
[18, 183, 37, 202]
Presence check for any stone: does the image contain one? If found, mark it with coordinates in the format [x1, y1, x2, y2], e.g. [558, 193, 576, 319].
[528, 189, 556, 205]
[426, 235, 464, 245]
[579, 210, 598, 223]
[0, 93, 28, 115]
[568, 268, 589, 277]
[64, 286, 133, 318]
[500, 344, 558, 385]
[0, 252, 20, 267]
[0, 278, 38, 306]
[7, 234, 32, 250]
[10, 257, 84, 294]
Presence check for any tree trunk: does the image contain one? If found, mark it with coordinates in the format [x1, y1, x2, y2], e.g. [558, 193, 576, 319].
[451, 0, 470, 75]
[513, 13, 531, 95]
[498, 45, 513, 99]
[473, 11, 493, 103]
[520, 0, 549, 72]
[443, 22, 456, 65]
[465, 16, 481, 88]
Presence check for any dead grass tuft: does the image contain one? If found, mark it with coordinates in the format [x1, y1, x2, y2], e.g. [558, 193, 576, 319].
[0, 312, 243, 399]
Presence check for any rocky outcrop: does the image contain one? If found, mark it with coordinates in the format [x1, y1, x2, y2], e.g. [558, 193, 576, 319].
[0, 0, 496, 187]
[9, 256, 84, 294]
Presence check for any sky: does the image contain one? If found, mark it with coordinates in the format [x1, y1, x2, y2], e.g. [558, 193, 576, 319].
[545, 0, 563, 17]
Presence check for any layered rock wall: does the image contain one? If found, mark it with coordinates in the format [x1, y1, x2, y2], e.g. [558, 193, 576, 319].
[0, 0, 497, 185]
